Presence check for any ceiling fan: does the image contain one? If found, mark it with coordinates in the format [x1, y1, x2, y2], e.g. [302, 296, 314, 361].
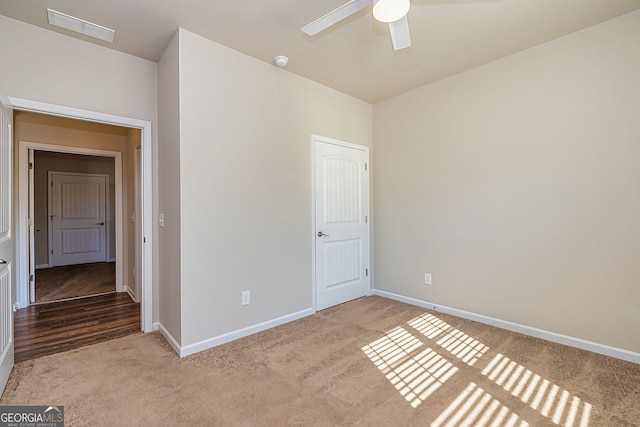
[301, 0, 497, 51]
[302, 0, 414, 51]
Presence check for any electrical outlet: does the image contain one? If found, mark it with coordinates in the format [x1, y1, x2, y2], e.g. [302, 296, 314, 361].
[241, 290, 251, 306]
[424, 273, 432, 285]
[158, 213, 165, 228]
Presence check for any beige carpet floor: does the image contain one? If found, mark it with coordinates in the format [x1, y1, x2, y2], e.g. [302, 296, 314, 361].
[35, 262, 116, 303]
[2, 296, 639, 426]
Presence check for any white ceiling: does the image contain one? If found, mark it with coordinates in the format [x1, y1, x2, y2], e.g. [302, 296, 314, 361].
[1, 0, 639, 103]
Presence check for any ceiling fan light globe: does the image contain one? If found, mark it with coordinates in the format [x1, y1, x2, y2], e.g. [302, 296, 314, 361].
[373, 0, 410, 23]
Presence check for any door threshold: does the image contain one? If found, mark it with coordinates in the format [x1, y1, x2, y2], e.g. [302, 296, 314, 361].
[31, 291, 117, 306]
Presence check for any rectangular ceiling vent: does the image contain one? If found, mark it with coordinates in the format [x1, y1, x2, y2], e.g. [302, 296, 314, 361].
[47, 8, 115, 43]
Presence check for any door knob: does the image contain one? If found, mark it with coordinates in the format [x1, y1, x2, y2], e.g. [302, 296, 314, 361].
[97, 222, 105, 226]
[317, 231, 330, 237]
[0, 259, 7, 265]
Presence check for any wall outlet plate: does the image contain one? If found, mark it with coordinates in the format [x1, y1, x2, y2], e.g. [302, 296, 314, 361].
[241, 290, 250, 305]
[424, 273, 432, 285]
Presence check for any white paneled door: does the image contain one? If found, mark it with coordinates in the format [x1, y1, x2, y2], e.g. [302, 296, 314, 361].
[49, 172, 107, 267]
[314, 136, 370, 310]
[0, 96, 14, 395]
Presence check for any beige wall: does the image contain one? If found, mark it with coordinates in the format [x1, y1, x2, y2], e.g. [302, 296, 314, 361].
[373, 11, 640, 353]
[0, 15, 158, 319]
[0, 15, 157, 121]
[15, 112, 139, 291]
[157, 31, 181, 342]
[173, 29, 373, 346]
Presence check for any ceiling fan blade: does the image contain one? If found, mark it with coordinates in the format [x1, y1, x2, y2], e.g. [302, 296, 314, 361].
[388, 16, 411, 50]
[301, 0, 372, 36]
[421, 0, 501, 4]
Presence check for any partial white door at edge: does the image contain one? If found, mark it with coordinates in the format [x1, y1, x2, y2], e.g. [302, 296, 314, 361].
[315, 137, 370, 310]
[49, 172, 107, 267]
[0, 95, 14, 395]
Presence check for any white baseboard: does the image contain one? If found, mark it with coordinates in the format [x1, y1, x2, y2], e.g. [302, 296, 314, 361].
[126, 287, 139, 303]
[35, 264, 49, 270]
[157, 322, 181, 354]
[179, 308, 315, 358]
[152, 322, 160, 332]
[372, 289, 640, 365]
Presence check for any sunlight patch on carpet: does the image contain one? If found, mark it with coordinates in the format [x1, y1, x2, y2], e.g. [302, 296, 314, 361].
[363, 311, 593, 425]
[409, 313, 489, 366]
[482, 353, 592, 426]
[362, 327, 458, 408]
[431, 382, 530, 427]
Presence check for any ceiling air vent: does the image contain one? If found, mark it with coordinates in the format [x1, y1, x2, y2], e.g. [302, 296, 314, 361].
[47, 8, 115, 43]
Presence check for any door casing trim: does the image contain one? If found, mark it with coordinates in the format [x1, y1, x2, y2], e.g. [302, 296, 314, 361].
[19, 143, 123, 301]
[10, 97, 153, 332]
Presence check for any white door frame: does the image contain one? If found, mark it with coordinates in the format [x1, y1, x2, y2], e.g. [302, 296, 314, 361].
[133, 147, 142, 301]
[310, 134, 371, 312]
[21, 144, 121, 291]
[11, 97, 154, 333]
[27, 149, 35, 302]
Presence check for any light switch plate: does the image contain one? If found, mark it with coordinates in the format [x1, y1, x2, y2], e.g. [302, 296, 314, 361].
[242, 290, 250, 305]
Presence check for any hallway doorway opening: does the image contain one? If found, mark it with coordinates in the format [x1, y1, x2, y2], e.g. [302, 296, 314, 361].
[11, 98, 153, 333]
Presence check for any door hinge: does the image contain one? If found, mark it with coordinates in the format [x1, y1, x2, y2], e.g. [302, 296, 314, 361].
[365, 268, 369, 276]
[51, 249, 53, 254]
[29, 274, 34, 282]
[29, 162, 33, 170]
[365, 163, 368, 171]
[365, 215, 368, 224]
[28, 217, 33, 226]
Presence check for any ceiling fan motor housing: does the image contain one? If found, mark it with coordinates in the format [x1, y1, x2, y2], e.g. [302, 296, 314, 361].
[373, 0, 411, 23]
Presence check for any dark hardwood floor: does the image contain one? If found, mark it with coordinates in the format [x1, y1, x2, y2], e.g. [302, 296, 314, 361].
[14, 292, 140, 363]
[35, 262, 116, 303]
